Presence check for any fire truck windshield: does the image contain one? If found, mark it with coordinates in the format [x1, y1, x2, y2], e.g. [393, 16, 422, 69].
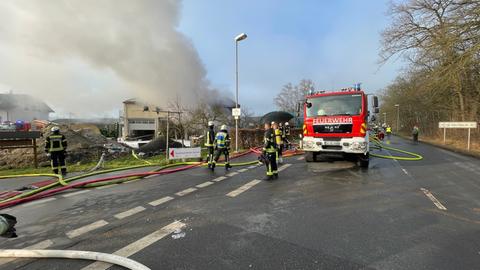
[306, 94, 362, 117]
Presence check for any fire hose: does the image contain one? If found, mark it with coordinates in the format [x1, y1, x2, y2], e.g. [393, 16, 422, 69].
[0, 250, 151, 270]
[369, 137, 423, 161]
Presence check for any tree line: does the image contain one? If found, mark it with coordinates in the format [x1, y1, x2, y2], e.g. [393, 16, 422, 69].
[379, 0, 480, 136]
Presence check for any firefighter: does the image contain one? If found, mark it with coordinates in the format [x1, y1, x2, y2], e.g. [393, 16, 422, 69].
[386, 125, 392, 138]
[45, 126, 68, 176]
[263, 122, 278, 180]
[205, 121, 215, 168]
[273, 122, 283, 164]
[412, 125, 419, 144]
[283, 122, 291, 150]
[211, 124, 232, 171]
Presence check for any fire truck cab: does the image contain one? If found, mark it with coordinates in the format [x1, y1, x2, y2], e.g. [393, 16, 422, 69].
[301, 86, 378, 168]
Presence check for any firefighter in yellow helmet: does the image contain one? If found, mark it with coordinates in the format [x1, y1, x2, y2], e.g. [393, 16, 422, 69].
[211, 124, 232, 171]
[45, 126, 68, 176]
[263, 122, 278, 180]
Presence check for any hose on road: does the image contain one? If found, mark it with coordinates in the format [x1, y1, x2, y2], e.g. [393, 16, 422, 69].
[369, 137, 423, 161]
[0, 249, 150, 270]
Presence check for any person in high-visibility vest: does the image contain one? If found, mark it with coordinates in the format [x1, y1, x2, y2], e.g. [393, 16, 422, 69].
[273, 122, 283, 164]
[386, 125, 392, 138]
[263, 122, 278, 180]
[205, 121, 216, 168]
[211, 125, 232, 171]
[45, 126, 68, 176]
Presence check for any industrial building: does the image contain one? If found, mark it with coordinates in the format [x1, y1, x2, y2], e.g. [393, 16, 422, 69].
[120, 98, 168, 140]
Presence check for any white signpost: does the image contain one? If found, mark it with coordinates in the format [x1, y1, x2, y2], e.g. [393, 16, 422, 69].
[168, 147, 201, 160]
[232, 108, 241, 120]
[438, 122, 478, 150]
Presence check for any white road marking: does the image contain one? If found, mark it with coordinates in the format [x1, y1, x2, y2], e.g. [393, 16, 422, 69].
[114, 206, 146, 220]
[148, 196, 174, 206]
[66, 220, 109, 238]
[297, 156, 305, 160]
[20, 197, 56, 207]
[0, 239, 54, 265]
[212, 176, 227, 182]
[420, 188, 447, 210]
[95, 184, 118, 190]
[237, 168, 248, 173]
[247, 165, 257, 169]
[226, 172, 239, 177]
[196, 181, 214, 188]
[175, 187, 197, 196]
[401, 168, 410, 176]
[226, 180, 262, 197]
[61, 190, 90, 198]
[81, 221, 186, 270]
[278, 163, 292, 172]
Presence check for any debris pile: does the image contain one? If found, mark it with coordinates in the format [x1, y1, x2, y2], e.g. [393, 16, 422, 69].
[0, 124, 111, 169]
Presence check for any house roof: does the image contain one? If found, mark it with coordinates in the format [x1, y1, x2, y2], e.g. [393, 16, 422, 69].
[0, 93, 54, 112]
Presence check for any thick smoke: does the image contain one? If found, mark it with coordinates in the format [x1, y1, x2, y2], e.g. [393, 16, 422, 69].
[0, 0, 216, 117]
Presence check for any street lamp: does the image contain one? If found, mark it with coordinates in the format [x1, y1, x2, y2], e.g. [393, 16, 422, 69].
[383, 112, 387, 125]
[234, 33, 247, 152]
[394, 104, 400, 133]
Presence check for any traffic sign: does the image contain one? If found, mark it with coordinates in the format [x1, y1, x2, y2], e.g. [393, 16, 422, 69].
[439, 122, 477, 128]
[168, 147, 201, 160]
[232, 108, 241, 117]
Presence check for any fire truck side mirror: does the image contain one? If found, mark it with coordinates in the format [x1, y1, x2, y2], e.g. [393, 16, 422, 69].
[305, 102, 312, 109]
[373, 96, 379, 108]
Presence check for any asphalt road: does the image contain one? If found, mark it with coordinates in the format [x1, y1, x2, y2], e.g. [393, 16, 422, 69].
[0, 136, 479, 270]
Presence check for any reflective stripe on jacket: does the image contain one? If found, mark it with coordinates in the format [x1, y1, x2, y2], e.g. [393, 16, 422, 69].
[205, 129, 215, 147]
[46, 134, 66, 152]
[263, 129, 277, 153]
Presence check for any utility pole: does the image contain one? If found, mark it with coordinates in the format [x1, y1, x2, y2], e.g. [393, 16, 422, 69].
[234, 33, 247, 152]
[395, 104, 400, 133]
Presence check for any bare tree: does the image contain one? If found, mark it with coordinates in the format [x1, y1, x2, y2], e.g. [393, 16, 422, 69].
[275, 79, 315, 112]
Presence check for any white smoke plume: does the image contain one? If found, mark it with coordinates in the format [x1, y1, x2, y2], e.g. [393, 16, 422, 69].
[0, 0, 217, 117]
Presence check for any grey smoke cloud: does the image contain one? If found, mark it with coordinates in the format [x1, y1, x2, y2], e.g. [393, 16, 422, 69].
[0, 0, 215, 117]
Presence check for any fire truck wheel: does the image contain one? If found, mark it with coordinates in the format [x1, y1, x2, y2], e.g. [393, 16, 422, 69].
[359, 154, 369, 168]
[305, 152, 317, 162]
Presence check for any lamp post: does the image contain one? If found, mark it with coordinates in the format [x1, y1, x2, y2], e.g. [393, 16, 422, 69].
[383, 112, 387, 125]
[394, 104, 400, 133]
[234, 33, 247, 152]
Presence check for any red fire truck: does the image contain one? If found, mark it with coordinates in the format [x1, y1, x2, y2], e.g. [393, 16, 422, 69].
[301, 86, 378, 168]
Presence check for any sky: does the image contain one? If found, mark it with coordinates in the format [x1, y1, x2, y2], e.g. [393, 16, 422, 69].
[0, 0, 404, 118]
[177, 0, 404, 115]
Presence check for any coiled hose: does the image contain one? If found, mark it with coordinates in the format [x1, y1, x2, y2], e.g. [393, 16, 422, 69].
[369, 137, 423, 161]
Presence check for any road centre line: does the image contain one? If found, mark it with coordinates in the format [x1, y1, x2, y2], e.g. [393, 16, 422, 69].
[20, 197, 56, 207]
[66, 220, 109, 239]
[226, 180, 262, 198]
[247, 165, 257, 169]
[278, 163, 292, 172]
[401, 168, 410, 176]
[81, 221, 186, 270]
[0, 239, 54, 266]
[61, 190, 90, 198]
[196, 181, 214, 188]
[420, 188, 447, 210]
[226, 171, 239, 177]
[212, 176, 227, 182]
[297, 156, 305, 160]
[114, 206, 146, 220]
[175, 187, 197, 196]
[148, 196, 174, 206]
[237, 168, 248, 173]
